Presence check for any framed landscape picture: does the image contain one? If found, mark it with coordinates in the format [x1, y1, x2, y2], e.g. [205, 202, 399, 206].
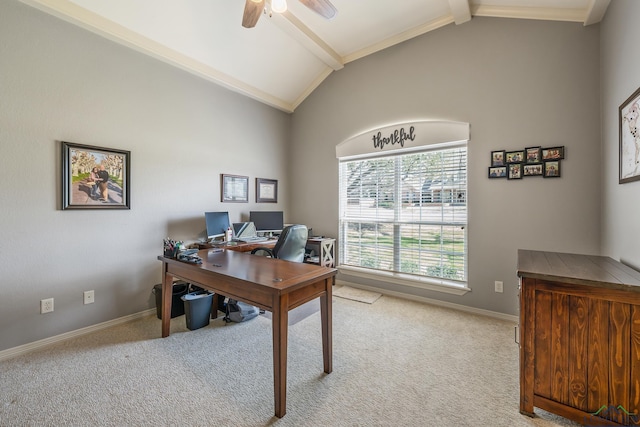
[61, 141, 130, 210]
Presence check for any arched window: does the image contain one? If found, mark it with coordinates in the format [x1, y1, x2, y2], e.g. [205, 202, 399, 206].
[336, 121, 469, 293]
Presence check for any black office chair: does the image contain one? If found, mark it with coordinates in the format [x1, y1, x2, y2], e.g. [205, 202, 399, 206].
[250, 224, 308, 263]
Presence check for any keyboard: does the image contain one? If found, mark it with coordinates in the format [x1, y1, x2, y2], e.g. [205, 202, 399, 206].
[236, 236, 269, 243]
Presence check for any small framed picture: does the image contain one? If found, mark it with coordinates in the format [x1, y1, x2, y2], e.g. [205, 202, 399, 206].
[488, 166, 507, 178]
[221, 174, 249, 202]
[506, 150, 525, 164]
[523, 163, 543, 177]
[256, 178, 278, 203]
[525, 147, 542, 164]
[544, 161, 561, 178]
[542, 146, 564, 160]
[491, 150, 505, 166]
[508, 163, 522, 180]
[61, 141, 131, 210]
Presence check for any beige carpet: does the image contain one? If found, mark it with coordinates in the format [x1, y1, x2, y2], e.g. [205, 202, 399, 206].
[0, 295, 579, 426]
[333, 285, 382, 304]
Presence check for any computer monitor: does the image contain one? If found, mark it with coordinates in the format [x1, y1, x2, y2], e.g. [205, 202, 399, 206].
[205, 211, 230, 239]
[233, 222, 258, 239]
[249, 211, 284, 233]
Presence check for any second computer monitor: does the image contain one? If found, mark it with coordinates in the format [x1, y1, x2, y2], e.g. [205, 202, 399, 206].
[250, 211, 284, 233]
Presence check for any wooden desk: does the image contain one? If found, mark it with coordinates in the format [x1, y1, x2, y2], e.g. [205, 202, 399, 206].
[517, 250, 640, 426]
[158, 249, 337, 418]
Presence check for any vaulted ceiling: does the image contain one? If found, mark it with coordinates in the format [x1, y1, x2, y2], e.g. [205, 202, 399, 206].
[21, 0, 611, 113]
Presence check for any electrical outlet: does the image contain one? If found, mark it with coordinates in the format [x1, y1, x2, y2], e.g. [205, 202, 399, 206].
[84, 290, 95, 305]
[495, 281, 504, 293]
[41, 298, 54, 314]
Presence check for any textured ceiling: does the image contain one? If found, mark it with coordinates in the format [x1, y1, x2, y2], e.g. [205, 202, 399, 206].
[21, 0, 611, 112]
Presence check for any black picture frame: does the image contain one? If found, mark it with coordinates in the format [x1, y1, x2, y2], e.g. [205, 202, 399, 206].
[505, 150, 525, 164]
[61, 141, 130, 210]
[523, 164, 543, 177]
[221, 174, 249, 203]
[256, 178, 278, 203]
[491, 150, 505, 166]
[619, 86, 640, 184]
[488, 166, 507, 178]
[525, 146, 542, 164]
[508, 163, 523, 180]
[543, 161, 561, 178]
[542, 146, 564, 160]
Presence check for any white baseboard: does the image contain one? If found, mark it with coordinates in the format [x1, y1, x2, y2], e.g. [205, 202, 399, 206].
[0, 308, 157, 362]
[335, 279, 518, 323]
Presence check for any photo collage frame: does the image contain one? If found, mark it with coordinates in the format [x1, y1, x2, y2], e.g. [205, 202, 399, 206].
[489, 146, 564, 180]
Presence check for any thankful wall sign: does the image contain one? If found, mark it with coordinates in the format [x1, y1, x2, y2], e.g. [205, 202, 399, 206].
[372, 126, 416, 150]
[335, 120, 469, 160]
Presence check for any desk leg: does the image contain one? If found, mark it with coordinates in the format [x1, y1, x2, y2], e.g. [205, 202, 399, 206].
[211, 294, 219, 319]
[161, 265, 174, 338]
[272, 293, 289, 418]
[320, 277, 333, 374]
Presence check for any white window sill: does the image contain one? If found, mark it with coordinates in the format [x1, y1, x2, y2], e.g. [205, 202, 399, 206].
[337, 265, 471, 296]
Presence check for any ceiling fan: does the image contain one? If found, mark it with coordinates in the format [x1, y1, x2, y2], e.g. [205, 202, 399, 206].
[242, 0, 337, 28]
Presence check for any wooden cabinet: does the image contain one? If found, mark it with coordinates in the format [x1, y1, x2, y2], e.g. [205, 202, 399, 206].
[305, 238, 335, 267]
[517, 250, 640, 426]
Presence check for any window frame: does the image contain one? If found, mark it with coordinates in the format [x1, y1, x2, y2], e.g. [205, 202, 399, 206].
[338, 142, 469, 295]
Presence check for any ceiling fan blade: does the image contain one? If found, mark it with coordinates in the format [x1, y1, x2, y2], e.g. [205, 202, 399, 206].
[299, 0, 337, 20]
[242, 0, 265, 28]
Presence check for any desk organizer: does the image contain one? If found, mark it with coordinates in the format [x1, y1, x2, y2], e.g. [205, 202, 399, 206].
[164, 248, 177, 258]
[163, 238, 183, 258]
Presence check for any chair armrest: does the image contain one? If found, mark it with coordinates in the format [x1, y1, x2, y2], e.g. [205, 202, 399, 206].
[251, 247, 275, 257]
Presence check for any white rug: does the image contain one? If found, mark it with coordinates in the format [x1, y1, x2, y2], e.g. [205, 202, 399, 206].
[333, 286, 382, 304]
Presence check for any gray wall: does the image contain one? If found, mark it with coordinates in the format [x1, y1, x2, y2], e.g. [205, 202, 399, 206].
[2, 0, 624, 351]
[291, 17, 602, 316]
[0, 0, 290, 351]
[601, 1, 640, 269]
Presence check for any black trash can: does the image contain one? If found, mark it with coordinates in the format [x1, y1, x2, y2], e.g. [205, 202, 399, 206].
[153, 281, 189, 319]
[181, 291, 214, 331]
[191, 285, 226, 313]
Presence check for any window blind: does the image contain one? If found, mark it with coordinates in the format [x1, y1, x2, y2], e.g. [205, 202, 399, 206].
[338, 144, 467, 284]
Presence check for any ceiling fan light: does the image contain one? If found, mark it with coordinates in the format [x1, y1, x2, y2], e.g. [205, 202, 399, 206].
[271, 0, 287, 13]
